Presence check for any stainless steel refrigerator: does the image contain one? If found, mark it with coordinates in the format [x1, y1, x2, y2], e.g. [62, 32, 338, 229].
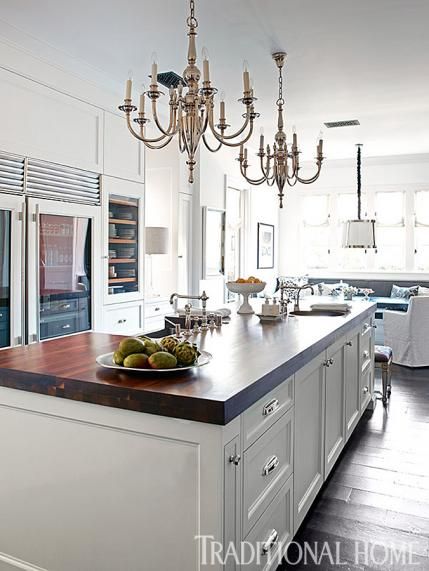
[0, 151, 101, 348]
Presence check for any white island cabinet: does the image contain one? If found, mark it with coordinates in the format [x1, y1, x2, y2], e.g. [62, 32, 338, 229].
[0, 308, 375, 571]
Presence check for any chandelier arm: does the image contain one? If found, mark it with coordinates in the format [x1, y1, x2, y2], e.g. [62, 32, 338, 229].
[208, 105, 252, 141]
[286, 177, 299, 187]
[142, 136, 175, 151]
[151, 100, 180, 137]
[296, 162, 322, 184]
[202, 134, 223, 152]
[126, 113, 172, 145]
[239, 163, 268, 186]
[210, 119, 255, 148]
[259, 155, 276, 181]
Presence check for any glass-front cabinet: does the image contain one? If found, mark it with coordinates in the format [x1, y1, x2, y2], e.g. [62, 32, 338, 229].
[27, 198, 101, 343]
[103, 177, 144, 305]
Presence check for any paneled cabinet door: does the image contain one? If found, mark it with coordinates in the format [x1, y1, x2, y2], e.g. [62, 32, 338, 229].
[104, 112, 144, 182]
[344, 329, 361, 440]
[224, 436, 241, 571]
[294, 352, 326, 532]
[324, 340, 346, 477]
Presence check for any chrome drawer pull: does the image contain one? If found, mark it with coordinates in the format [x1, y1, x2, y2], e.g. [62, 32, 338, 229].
[262, 455, 279, 477]
[263, 398, 280, 417]
[261, 529, 279, 555]
[62, 324, 71, 329]
[363, 350, 370, 359]
[61, 303, 71, 309]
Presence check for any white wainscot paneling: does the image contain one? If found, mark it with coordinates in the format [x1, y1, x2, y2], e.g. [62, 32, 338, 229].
[104, 112, 144, 182]
[0, 68, 103, 172]
[0, 405, 199, 571]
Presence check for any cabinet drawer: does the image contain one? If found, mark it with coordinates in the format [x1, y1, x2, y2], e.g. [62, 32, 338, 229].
[243, 407, 294, 538]
[360, 319, 373, 371]
[360, 361, 373, 413]
[103, 303, 143, 335]
[145, 300, 171, 319]
[244, 475, 293, 571]
[242, 377, 294, 451]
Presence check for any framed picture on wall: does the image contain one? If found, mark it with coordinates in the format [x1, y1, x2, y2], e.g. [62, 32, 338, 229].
[257, 223, 274, 269]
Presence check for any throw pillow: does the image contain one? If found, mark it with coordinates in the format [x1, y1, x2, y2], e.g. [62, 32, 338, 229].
[391, 284, 419, 299]
[418, 286, 429, 296]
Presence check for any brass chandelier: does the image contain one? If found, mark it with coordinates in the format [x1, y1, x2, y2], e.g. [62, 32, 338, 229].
[238, 52, 324, 208]
[119, 0, 258, 183]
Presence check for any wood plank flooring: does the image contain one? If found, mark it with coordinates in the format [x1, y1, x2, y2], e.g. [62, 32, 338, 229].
[279, 365, 429, 570]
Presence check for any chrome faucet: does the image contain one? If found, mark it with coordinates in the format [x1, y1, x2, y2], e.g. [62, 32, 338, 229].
[290, 284, 314, 311]
[169, 291, 210, 332]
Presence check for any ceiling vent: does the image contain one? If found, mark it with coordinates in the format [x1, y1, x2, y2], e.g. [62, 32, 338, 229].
[156, 71, 186, 89]
[324, 119, 360, 128]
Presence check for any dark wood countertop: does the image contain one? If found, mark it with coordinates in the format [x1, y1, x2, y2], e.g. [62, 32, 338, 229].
[0, 301, 376, 425]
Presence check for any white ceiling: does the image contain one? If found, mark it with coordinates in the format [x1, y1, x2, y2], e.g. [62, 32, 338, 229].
[1, 0, 428, 159]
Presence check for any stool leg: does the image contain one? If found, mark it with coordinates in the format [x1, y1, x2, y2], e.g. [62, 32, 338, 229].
[387, 360, 392, 397]
[382, 364, 388, 405]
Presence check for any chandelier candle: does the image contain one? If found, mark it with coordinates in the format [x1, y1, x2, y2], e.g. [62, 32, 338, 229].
[238, 52, 324, 208]
[119, 0, 259, 183]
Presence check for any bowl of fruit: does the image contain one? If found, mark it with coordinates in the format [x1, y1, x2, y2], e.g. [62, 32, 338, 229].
[96, 335, 212, 374]
[226, 277, 266, 314]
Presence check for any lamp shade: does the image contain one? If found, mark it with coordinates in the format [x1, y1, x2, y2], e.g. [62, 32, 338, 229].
[145, 226, 169, 255]
[342, 219, 376, 249]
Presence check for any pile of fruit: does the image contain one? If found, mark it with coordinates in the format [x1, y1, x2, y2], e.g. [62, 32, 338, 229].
[234, 276, 263, 284]
[112, 336, 200, 370]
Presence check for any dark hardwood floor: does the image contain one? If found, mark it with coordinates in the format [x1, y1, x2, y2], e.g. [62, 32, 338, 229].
[280, 365, 429, 570]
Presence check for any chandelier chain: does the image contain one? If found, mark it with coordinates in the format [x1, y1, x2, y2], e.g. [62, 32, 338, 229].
[277, 66, 284, 107]
[187, 0, 198, 28]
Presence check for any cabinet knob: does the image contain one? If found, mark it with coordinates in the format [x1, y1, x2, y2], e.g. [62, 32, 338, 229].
[346, 341, 353, 347]
[363, 350, 370, 359]
[363, 386, 369, 394]
[62, 324, 71, 330]
[229, 454, 241, 466]
[154, 307, 160, 312]
[261, 529, 279, 556]
[118, 318, 127, 324]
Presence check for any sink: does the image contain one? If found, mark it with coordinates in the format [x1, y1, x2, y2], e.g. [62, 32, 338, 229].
[289, 309, 347, 317]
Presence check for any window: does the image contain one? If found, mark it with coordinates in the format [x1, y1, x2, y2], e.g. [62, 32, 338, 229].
[297, 187, 429, 274]
[301, 195, 330, 269]
[374, 192, 405, 270]
[414, 191, 429, 271]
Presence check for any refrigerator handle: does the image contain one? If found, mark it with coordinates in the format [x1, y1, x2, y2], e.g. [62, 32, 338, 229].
[20, 201, 26, 346]
[33, 203, 41, 343]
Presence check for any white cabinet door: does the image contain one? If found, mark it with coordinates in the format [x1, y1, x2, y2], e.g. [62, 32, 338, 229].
[294, 352, 325, 531]
[0, 68, 103, 172]
[104, 112, 144, 182]
[224, 436, 241, 571]
[344, 328, 361, 440]
[325, 339, 346, 477]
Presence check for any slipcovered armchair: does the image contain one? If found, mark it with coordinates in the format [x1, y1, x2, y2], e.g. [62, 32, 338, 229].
[384, 296, 429, 367]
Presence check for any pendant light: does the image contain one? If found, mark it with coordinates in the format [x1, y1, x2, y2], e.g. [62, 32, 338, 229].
[342, 144, 376, 250]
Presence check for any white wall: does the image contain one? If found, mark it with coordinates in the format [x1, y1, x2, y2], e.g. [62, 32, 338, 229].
[279, 153, 429, 279]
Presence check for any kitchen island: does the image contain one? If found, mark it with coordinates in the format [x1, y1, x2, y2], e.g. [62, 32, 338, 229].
[0, 300, 376, 571]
